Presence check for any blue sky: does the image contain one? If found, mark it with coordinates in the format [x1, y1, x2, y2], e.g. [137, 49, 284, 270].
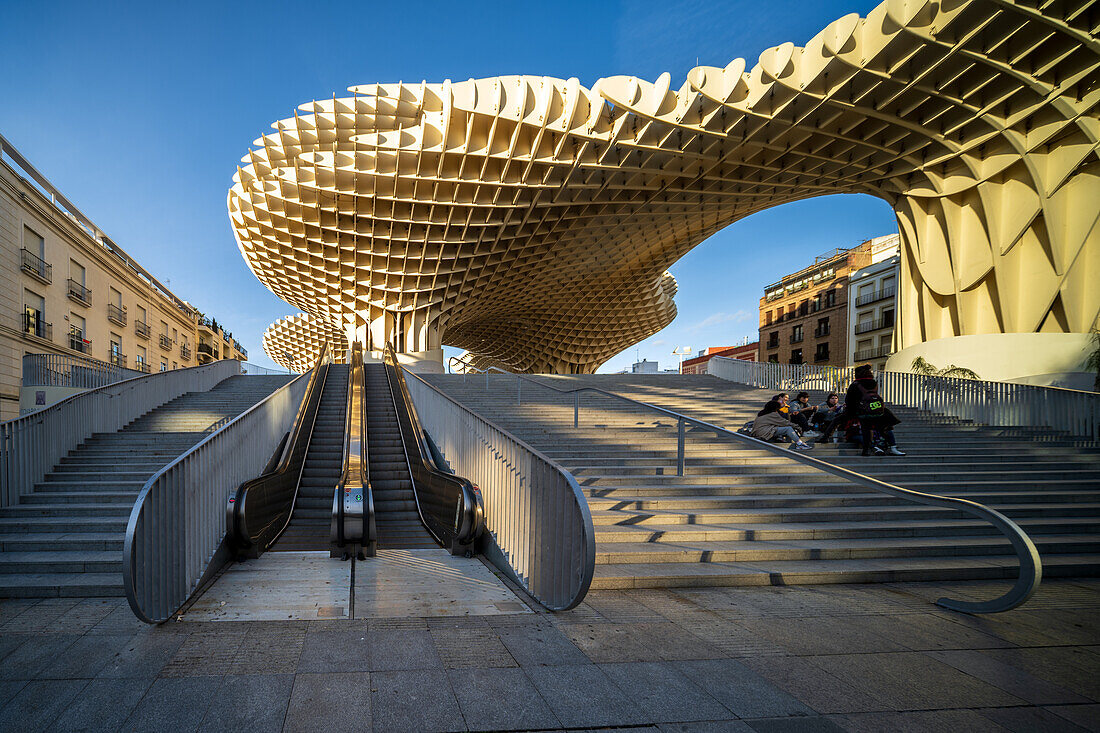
[1, 0, 896, 372]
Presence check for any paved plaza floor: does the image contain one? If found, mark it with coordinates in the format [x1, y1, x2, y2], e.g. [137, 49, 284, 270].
[0, 579, 1098, 732]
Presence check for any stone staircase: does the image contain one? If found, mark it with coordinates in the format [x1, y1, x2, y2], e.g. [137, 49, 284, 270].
[423, 373, 1100, 590]
[0, 375, 294, 597]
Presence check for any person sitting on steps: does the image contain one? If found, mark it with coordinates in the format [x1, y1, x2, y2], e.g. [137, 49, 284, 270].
[845, 364, 905, 456]
[789, 392, 823, 439]
[750, 396, 813, 451]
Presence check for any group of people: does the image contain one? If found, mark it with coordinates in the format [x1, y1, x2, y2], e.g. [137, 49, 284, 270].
[749, 365, 905, 456]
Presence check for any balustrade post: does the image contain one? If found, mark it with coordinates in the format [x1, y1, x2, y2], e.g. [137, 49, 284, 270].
[676, 418, 685, 476]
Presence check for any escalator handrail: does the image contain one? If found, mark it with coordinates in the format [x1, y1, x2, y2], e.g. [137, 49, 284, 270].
[333, 341, 374, 552]
[382, 345, 484, 548]
[227, 344, 332, 554]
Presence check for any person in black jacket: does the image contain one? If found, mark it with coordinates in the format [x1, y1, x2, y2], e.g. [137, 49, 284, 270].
[845, 364, 905, 456]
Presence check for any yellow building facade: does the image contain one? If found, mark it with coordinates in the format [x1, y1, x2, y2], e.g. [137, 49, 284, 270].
[0, 136, 247, 419]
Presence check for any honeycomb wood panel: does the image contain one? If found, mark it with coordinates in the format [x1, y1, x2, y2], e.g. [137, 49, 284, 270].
[232, 0, 1100, 374]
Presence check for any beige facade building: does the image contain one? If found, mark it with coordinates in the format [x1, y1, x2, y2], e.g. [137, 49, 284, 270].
[849, 235, 901, 371]
[0, 136, 246, 420]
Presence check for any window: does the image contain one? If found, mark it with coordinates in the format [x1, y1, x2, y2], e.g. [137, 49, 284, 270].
[767, 331, 779, 348]
[160, 361, 168, 372]
[136, 346, 147, 366]
[24, 226, 45, 259]
[110, 333, 123, 366]
[815, 317, 829, 337]
[791, 325, 803, 343]
[798, 300, 808, 317]
[160, 319, 168, 334]
[171, 327, 178, 343]
[858, 283, 874, 299]
[109, 288, 122, 307]
[70, 260, 85, 285]
[136, 305, 147, 325]
[790, 348, 803, 365]
[70, 313, 88, 352]
[765, 310, 773, 325]
[768, 354, 779, 363]
[815, 342, 830, 362]
[823, 289, 836, 308]
[172, 361, 177, 369]
[882, 308, 895, 327]
[23, 290, 46, 338]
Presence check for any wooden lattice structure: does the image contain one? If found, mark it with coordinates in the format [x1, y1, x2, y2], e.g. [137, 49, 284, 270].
[231, 0, 1099, 373]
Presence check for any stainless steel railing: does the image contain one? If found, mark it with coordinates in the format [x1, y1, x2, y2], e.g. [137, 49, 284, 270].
[125, 371, 311, 623]
[403, 370, 595, 611]
[467, 368, 1041, 614]
[1, 360, 242, 509]
[705, 356, 1099, 442]
[22, 352, 145, 389]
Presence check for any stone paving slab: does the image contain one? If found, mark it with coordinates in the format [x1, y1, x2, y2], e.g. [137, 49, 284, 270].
[0, 579, 1096, 731]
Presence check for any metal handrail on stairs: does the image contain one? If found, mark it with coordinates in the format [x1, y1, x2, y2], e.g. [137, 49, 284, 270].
[227, 343, 332, 557]
[466, 367, 1042, 614]
[124, 371, 311, 623]
[403, 369, 595, 611]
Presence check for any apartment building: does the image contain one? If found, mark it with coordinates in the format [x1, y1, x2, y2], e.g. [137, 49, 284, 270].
[848, 234, 901, 370]
[757, 241, 874, 367]
[0, 135, 245, 420]
[197, 317, 247, 365]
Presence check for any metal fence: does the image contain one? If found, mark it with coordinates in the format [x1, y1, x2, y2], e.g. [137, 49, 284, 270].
[404, 371, 595, 611]
[705, 356, 1100, 442]
[125, 371, 311, 623]
[241, 361, 292, 376]
[23, 352, 144, 389]
[1, 360, 242, 509]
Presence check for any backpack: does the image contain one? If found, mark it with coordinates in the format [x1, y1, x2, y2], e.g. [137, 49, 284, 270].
[855, 382, 885, 418]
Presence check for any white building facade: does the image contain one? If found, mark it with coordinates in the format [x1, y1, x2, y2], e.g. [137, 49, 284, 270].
[848, 234, 900, 370]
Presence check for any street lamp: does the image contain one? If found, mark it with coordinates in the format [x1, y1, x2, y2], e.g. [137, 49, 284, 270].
[282, 351, 294, 375]
[671, 346, 692, 373]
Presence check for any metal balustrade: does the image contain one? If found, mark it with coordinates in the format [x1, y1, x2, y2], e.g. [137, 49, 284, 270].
[20, 248, 52, 283]
[404, 370, 595, 611]
[21, 312, 51, 341]
[705, 356, 1100, 442]
[67, 279, 91, 305]
[854, 345, 891, 360]
[134, 321, 150, 339]
[1, 360, 242, 509]
[855, 286, 896, 307]
[107, 303, 127, 326]
[125, 370, 310, 623]
[466, 367, 1041, 613]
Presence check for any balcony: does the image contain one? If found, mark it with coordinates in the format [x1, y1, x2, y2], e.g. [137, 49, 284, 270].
[70, 330, 90, 354]
[854, 345, 892, 361]
[107, 303, 128, 326]
[789, 333, 804, 344]
[109, 352, 126, 368]
[198, 343, 217, 359]
[67, 279, 91, 306]
[22, 312, 52, 341]
[134, 320, 150, 339]
[159, 334, 173, 351]
[814, 351, 830, 362]
[856, 286, 896, 307]
[766, 339, 779, 349]
[180, 344, 191, 361]
[135, 361, 151, 373]
[814, 325, 830, 338]
[854, 316, 894, 335]
[20, 249, 52, 284]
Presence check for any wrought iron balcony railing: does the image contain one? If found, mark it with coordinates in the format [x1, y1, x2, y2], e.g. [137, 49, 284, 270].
[22, 312, 52, 340]
[67, 279, 91, 305]
[107, 303, 127, 326]
[20, 249, 52, 284]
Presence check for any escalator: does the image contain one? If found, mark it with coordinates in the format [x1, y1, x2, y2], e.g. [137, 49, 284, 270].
[227, 341, 483, 563]
[272, 365, 348, 551]
[365, 364, 438, 549]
